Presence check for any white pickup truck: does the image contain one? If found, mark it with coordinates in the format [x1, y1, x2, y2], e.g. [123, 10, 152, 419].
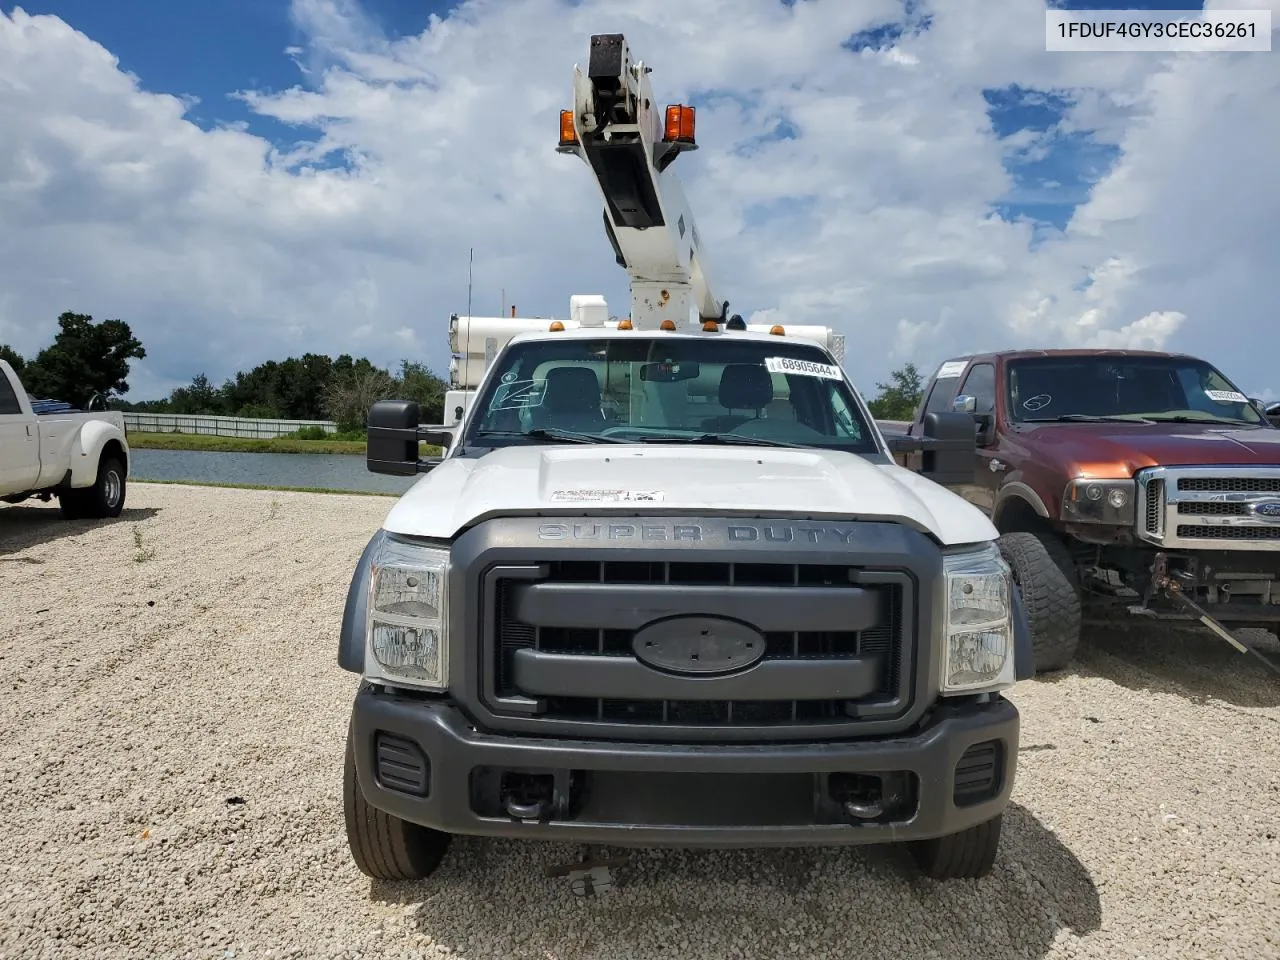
[0, 358, 130, 519]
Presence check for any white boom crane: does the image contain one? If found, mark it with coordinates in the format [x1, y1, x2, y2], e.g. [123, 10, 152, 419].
[555, 33, 723, 330]
[442, 33, 844, 424]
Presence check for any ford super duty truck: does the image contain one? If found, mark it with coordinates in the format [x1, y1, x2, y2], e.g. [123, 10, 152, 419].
[336, 34, 1033, 885]
[0, 358, 130, 519]
[888, 348, 1280, 672]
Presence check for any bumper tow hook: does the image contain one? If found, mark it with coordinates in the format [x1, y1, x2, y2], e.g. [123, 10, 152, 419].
[1152, 554, 1280, 679]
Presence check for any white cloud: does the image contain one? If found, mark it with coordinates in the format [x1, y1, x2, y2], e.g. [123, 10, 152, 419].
[0, 0, 1276, 404]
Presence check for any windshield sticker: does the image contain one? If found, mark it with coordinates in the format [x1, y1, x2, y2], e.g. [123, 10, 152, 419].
[764, 356, 843, 380]
[1022, 394, 1052, 412]
[491, 379, 547, 410]
[936, 360, 968, 379]
[1204, 389, 1248, 404]
[550, 489, 665, 503]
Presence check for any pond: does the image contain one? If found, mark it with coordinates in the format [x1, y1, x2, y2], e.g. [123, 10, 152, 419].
[129, 448, 419, 496]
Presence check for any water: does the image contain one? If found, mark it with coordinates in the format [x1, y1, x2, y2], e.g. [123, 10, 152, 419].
[129, 448, 419, 496]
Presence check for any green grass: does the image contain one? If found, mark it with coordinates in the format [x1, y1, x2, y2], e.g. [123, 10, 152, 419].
[127, 431, 442, 457]
[132, 478, 400, 497]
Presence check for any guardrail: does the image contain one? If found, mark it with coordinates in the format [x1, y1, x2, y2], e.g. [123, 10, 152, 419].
[122, 413, 339, 439]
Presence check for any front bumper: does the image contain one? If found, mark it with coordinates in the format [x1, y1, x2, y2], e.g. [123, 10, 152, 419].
[349, 688, 1019, 848]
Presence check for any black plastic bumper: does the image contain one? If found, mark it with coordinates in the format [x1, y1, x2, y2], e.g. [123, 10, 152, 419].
[349, 688, 1020, 848]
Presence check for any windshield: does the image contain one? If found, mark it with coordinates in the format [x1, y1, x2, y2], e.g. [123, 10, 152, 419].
[1007, 355, 1266, 426]
[461, 335, 878, 453]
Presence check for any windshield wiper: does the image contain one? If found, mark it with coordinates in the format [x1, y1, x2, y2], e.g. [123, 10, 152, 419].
[638, 432, 808, 449]
[1142, 415, 1258, 425]
[475, 428, 630, 445]
[1023, 414, 1156, 425]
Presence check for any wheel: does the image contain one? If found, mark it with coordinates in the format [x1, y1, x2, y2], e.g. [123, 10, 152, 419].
[997, 531, 1081, 673]
[343, 729, 451, 882]
[60, 454, 126, 520]
[910, 814, 1003, 879]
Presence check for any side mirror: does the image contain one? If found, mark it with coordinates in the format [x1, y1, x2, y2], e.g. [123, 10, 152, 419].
[888, 412, 976, 486]
[366, 401, 455, 476]
[952, 394, 977, 414]
[919, 411, 977, 485]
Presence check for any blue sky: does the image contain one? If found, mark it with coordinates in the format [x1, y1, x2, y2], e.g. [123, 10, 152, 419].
[1, 0, 1275, 402]
[4, 0, 1210, 233]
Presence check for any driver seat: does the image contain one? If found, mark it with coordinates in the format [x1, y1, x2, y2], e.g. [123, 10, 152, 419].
[701, 364, 774, 433]
[530, 366, 605, 432]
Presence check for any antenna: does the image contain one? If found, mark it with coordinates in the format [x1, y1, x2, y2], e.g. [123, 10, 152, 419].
[464, 247, 473, 381]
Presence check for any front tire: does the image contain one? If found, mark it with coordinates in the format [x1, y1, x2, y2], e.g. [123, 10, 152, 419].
[910, 814, 1003, 879]
[343, 730, 451, 882]
[997, 531, 1081, 673]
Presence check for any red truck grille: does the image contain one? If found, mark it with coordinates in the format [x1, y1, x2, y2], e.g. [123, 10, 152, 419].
[1138, 467, 1280, 552]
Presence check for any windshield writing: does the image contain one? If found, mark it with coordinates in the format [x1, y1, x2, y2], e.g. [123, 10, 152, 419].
[462, 337, 876, 452]
[1007, 356, 1264, 424]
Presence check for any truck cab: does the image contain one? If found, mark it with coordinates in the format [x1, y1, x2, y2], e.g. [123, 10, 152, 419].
[898, 348, 1280, 671]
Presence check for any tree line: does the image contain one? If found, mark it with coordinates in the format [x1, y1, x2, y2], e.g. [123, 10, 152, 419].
[1, 311, 449, 430]
[2, 310, 924, 429]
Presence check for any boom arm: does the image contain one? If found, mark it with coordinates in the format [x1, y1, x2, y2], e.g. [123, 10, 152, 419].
[557, 34, 730, 331]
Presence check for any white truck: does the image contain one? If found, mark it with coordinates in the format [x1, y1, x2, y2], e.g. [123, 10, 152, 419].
[338, 34, 1033, 884]
[0, 358, 130, 519]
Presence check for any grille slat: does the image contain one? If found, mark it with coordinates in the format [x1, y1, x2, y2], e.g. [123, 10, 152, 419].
[492, 560, 906, 729]
[1177, 525, 1280, 541]
[1178, 477, 1280, 493]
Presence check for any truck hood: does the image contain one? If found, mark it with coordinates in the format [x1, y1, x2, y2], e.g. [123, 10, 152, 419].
[1018, 421, 1280, 476]
[381, 444, 996, 546]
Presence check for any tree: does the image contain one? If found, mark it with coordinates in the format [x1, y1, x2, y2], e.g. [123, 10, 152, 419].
[866, 362, 923, 421]
[20, 312, 146, 405]
[396, 360, 447, 424]
[168, 373, 225, 415]
[0, 344, 24, 373]
[322, 366, 399, 432]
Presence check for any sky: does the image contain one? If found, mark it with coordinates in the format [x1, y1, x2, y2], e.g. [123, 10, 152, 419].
[0, 0, 1276, 404]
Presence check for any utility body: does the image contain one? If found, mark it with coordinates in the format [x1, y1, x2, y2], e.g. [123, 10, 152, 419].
[0, 358, 130, 519]
[338, 34, 1032, 885]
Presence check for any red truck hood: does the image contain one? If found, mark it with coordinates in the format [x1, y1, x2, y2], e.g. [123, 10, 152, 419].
[1018, 422, 1280, 477]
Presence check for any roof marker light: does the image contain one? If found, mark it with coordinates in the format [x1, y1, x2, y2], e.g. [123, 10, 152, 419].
[618, 318, 633, 330]
[549, 321, 565, 332]
[701, 320, 719, 332]
[660, 319, 677, 331]
[769, 324, 786, 336]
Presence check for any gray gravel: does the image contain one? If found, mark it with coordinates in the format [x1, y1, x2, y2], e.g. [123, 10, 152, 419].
[2, 483, 1278, 960]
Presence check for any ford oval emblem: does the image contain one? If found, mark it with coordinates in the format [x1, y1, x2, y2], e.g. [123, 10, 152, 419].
[1253, 500, 1280, 520]
[632, 616, 765, 676]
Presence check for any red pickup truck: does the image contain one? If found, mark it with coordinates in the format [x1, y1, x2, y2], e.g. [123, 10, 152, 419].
[886, 348, 1280, 672]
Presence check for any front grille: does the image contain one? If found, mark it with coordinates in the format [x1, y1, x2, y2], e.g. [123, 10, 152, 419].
[490, 560, 906, 729]
[1138, 467, 1280, 551]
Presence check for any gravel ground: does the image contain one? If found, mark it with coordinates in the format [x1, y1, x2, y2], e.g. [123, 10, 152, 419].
[2, 483, 1278, 960]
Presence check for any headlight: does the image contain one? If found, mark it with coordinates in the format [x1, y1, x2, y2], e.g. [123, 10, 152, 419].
[940, 544, 1016, 695]
[1060, 478, 1135, 525]
[365, 537, 449, 691]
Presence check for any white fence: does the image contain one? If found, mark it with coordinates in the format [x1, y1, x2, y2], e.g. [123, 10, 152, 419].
[123, 413, 339, 439]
